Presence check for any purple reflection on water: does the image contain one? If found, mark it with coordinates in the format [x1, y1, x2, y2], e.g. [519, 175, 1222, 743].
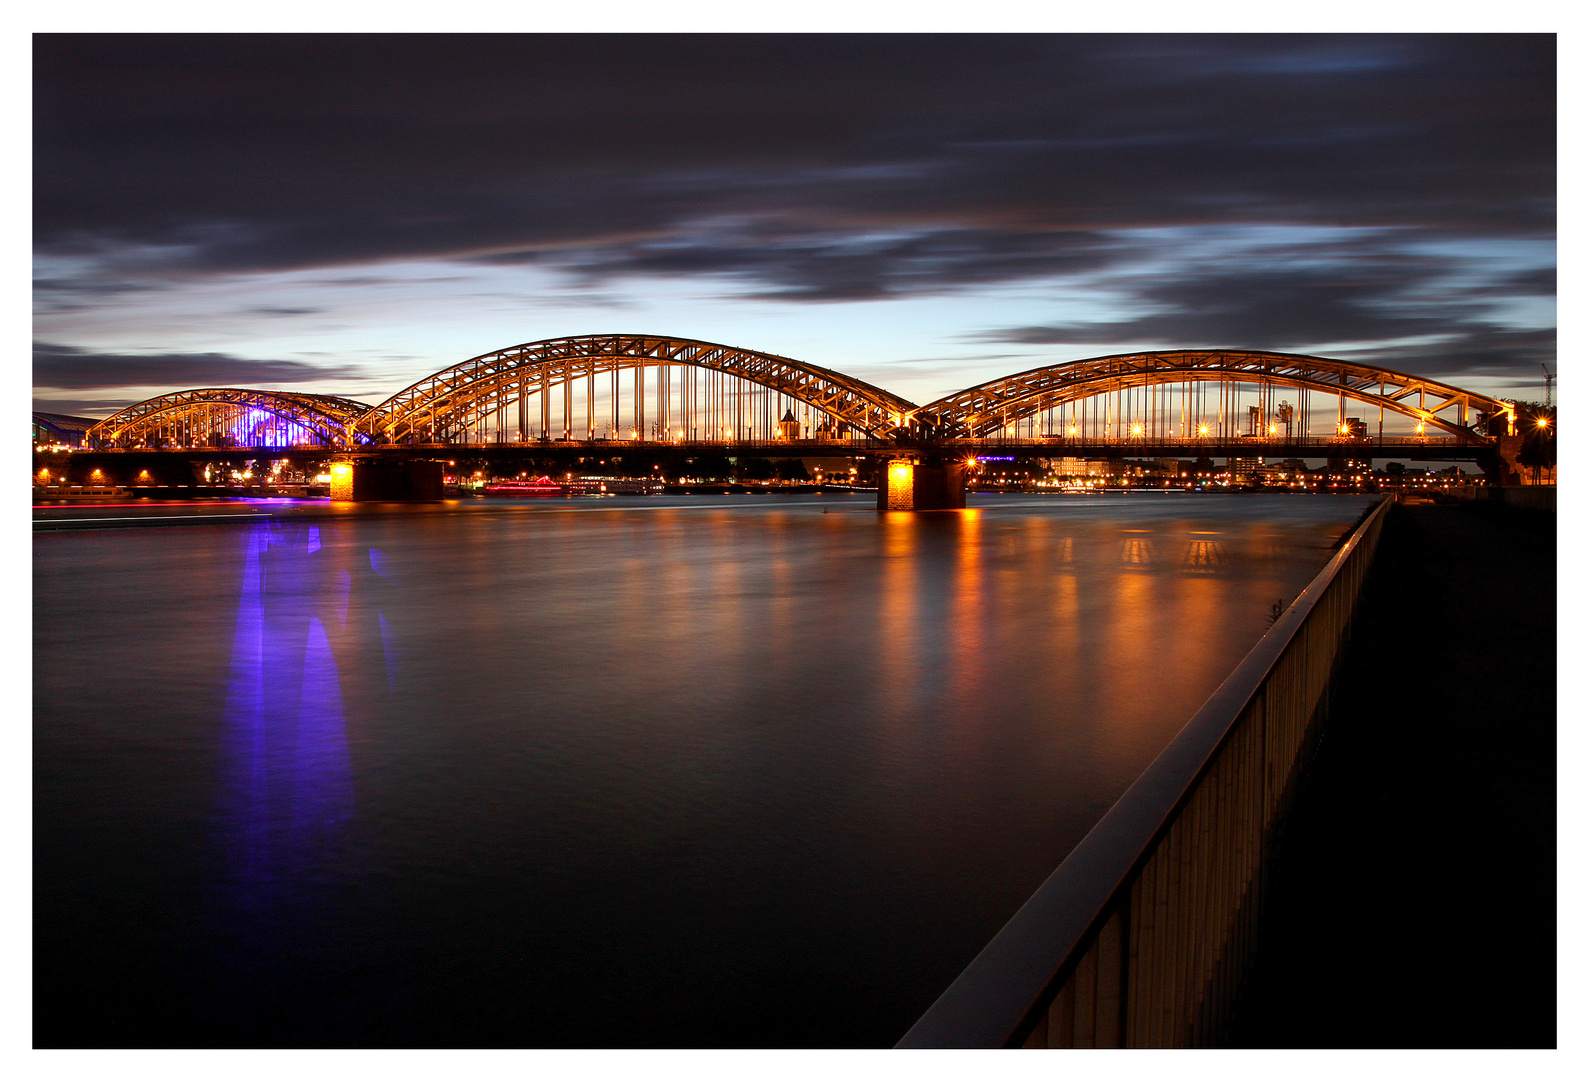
[223, 524, 270, 911]
[218, 522, 357, 919]
[378, 613, 398, 691]
[292, 617, 354, 838]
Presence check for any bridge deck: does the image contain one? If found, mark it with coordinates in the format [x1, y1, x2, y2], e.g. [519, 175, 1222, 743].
[68, 435, 1496, 461]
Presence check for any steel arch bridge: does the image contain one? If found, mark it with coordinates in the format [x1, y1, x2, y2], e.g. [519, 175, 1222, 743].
[352, 334, 921, 445]
[914, 350, 1514, 442]
[78, 339, 1518, 453]
[88, 388, 375, 449]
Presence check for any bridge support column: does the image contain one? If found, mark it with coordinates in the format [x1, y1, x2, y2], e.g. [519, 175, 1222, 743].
[330, 458, 444, 501]
[1491, 435, 1525, 486]
[877, 457, 966, 511]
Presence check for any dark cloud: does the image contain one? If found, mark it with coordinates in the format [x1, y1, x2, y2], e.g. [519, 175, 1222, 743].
[32, 35, 1554, 381]
[34, 277, 162, 294]
[973, 233, 1555, 372]
[31, 397, 140, 418]
[1478, 267, 1555, 297]
[246, 306, 323, 316]
[33, 276, 169, 313]
[1345, 327, 1557, 380]
[980, 261, 1458, 349]
[33, 342, 363, 391]
[35, 35, 1553, 279]
[535, 227, 1129, 302]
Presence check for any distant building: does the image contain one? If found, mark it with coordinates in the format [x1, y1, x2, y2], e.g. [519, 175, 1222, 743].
[34, 412, 97, 448]
[1325, 454, 1371, 477]
[1229, 456, 1262, 481]
[777, 409, 801, 440]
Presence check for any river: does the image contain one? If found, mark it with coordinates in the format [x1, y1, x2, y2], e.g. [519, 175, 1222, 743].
[33, 491, 1373, 1047]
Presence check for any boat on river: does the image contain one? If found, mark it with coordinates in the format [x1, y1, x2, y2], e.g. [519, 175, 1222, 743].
[482, 477, 564, 496]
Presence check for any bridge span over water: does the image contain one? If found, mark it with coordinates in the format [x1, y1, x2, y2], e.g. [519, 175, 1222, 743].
[79, 334, 1522, 506]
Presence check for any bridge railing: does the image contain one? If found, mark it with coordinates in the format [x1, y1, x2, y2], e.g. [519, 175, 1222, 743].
[948, 435, 1478, 450]
[897, 495, 1395, 1049]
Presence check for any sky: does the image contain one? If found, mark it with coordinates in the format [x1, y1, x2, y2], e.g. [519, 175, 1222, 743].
[32, 33, 1556, 418]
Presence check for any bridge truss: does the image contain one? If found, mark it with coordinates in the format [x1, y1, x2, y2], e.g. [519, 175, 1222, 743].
[916, 351, 1515, 444]
[88, 389, 374, 449]
[78, 343, 1517, 455]
[351, 334, 920, 446]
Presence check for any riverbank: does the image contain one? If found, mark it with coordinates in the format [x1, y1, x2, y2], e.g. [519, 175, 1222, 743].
[1226, 500, 1556, 1047]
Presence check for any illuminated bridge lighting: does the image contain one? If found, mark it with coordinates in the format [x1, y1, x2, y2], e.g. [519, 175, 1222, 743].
[81, 338, 1518, 451]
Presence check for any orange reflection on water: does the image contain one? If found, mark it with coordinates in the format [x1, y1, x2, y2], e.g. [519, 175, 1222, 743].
[1119, 537, 1156, 566]
[946, 511, 988, 739]
[1182, 539, 1227, 572]
[875, 511, 922, 711]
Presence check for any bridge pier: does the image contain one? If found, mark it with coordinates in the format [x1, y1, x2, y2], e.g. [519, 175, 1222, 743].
[330, 457, 444, 501]
[876, 456, 967, 511]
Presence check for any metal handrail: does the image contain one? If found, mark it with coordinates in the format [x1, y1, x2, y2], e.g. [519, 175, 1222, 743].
[897, 495, 1395, 1048]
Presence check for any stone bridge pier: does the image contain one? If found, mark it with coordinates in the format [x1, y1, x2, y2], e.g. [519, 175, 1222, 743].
[876, 456, 967, 511]
[330, 457, 445, 501]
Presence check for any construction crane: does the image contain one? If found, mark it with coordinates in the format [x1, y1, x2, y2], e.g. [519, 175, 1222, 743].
[1542, 363, 1554, 408]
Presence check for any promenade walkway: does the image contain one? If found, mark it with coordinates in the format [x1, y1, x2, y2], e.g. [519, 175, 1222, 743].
[1226, 500, 1556, 1047]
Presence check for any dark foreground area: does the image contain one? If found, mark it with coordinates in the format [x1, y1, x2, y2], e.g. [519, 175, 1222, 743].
[1227, 500, 1556, 1047]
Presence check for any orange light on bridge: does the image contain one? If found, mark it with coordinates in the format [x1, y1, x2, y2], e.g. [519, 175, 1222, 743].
[1067, 426, 1077, 436]
[1537, 417, 1550, 428]
[1130, 424, 1144, 436]
[1197, 425, 1210, 436]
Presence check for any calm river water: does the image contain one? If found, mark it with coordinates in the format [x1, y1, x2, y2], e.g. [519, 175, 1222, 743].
[34, 491, 1372, 1047]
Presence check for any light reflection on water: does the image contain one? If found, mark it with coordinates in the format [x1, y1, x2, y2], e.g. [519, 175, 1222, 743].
[220, 524, 360, 919]
[34, 492, 1372, 1047]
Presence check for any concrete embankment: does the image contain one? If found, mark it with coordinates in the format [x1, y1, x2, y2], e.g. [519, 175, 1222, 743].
[1226, 500, 1556, 1048]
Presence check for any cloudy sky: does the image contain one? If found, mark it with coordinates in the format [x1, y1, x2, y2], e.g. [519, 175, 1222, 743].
[33, 34, 1555, 417]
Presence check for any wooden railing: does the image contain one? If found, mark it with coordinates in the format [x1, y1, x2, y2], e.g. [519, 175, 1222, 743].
[897, 496, 1395, 1048]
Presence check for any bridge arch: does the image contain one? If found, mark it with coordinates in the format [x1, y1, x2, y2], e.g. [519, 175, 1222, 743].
[352, 334, 921, 445]
[88, 388, 374, 449]
[916, 350, 1515, 441]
